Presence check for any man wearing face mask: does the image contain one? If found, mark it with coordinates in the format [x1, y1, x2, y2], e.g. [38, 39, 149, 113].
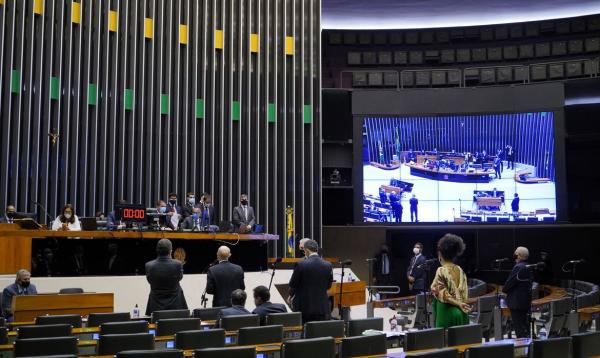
[165, 193, 182, 230]
[406, 242, 426, 295]
[1, 205, 18, 223]
[2, 269, 38, 321]
[181, 207, 202, 231]
[502, 246, 532, 338]
[182, 192, 200, 218]
[232, 194, 255, 234]
[200, 193, 218, 228]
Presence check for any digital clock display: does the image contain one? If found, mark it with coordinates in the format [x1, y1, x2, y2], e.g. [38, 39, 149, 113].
[114, 203, 147, 223]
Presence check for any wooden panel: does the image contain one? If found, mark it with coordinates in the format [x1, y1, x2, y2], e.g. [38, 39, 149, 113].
[0, 224, 32, 274]
[13, 293, 114, 322]
[328, 281, 366, 307]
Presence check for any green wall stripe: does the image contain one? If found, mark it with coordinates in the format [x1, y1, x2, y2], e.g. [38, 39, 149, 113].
[195, 98, 204, 118]
[87, 83, 97, 105]
[124, 89, 134, 110]
[50, 77, 60, 100]
[303, 104, 313, 124]
[232, 101, 240, 121]
[11, 70, 20, 94]
[160, 94, 169, 115]
[268, 103, 276, 123]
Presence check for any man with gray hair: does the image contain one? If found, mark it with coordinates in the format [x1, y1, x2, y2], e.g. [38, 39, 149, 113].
[503, 246, 532, 338]
[2, 269, 37, 321]
[299, 238, 310, 258]
[145, 239, 187, 315]
[289, 239, 333, 323]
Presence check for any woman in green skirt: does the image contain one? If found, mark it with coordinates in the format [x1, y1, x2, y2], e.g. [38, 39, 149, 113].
[430, 234, 471, 328]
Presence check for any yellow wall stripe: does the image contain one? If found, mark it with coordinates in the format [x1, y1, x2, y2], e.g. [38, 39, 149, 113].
[71, 2, 81, 24]
[144, 18, 153, 39]
[33, 0, 43, 15]
[179, 24, 188, 45]
[215, 30, 224, 49]
[250, 33, 259, 53]
[285, 36, 294, 55]
[108, 11, 118, 32]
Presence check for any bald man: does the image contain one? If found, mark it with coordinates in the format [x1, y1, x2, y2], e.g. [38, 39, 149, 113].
[503, 246, 532, 338]
[2, 269, 37, 321]
[206, 246, 245, 307]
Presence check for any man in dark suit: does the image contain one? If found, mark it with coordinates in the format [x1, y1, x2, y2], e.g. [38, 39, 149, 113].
[182, 192, 200, 218]
[144, 239, 188, 315]
[2, 269, 38, 321]
[166, 193, 183, 230]
[206, 246, 245, 307]
[511, 193, 520, 215]
[288, 239, 333, 323]
[506, 145, 515, 170]
[216, 289, 251, 327]
[503, 246, 532, 338]
[406, 242, 427, 295]
[409, 194, 419, 222]
[180, 207, 202, 231]
[0, 205, 16, 223]
[199, 193, 219, 230]
[232, 194, 256, 233]
[252, 285, 287, 325]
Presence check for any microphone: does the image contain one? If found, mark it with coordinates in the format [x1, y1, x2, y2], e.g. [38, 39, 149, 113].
[339, 259, 352, 266]
[568, 259, 586, 264]
[417, 258, 439, 268]
[365, 258, 378, 262]
[493, 258, 510, 263]
[526, 262, 546, 269]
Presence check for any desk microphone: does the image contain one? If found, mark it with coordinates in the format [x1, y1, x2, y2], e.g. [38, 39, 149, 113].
[417, 258, 439, 268]
[339, 259, 352, 266]
[526, 262, 546, 269]
[365, 257, 378, 262]
[568, 259, 586, 264]
[493, 258, 510, 263]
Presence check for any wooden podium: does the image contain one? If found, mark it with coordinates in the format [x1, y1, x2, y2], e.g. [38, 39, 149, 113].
[12, 293, 114, 322]
[0, 223, 32, 274]
[328, 281, 366, 308]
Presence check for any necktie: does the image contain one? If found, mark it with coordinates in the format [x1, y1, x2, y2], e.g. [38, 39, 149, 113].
[382, 254, 389, 275]
[243, 206, 247, 221]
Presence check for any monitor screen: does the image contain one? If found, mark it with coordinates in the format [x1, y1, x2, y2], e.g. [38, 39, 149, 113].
[361, 112, 557, 223]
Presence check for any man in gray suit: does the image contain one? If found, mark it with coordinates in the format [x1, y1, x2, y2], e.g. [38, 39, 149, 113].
[232, 194, 255, 233]
[145, 239, 188, 315]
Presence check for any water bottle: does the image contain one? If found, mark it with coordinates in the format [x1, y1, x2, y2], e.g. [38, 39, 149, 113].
[538, 327, 547, 340]
[132, 304, 140, 318]
[347, 272, 354, 282]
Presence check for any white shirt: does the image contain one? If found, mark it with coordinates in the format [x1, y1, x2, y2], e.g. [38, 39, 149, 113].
[51, 215, 82, 231]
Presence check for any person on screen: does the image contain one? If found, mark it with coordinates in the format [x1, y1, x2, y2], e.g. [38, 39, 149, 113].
[511, 193, 520, 215]
[494, 156, 502, 179]
[409, 194, 419, 222]
[496, 148, 505, 172]
[407, 149, 417, 163]
[389, 192, 402, 222]
[51, 204, 81, 231]
[379, 188, 387, 204]
[506, 145, 515, 170]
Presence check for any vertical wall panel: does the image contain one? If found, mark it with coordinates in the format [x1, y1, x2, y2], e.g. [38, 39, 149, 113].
[0, 0, 322, 248]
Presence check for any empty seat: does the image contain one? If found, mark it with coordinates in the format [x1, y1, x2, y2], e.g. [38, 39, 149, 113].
[100, 321, 149, 335]
[14, 336, 78, 357]
[266, 312, 302, 327]
[465, 343, 514, 358]
[471, 295, 496, 340]
[17, 323, 72, 339]
[117, 350, 184, 358]
[97, 333, 155, 355]
[36, 314, 82, 328]
[339, 333, 387, 358]
[88, 312, 131, 327]
[58, 288, 84, 294]
[346, 317, 384, 336]
[281, 337, 336, 358]
[192, 307, 225, 321]
[151, 309, 190, 323]
[304, 320, 345, 339]
[404, 327, 445, 351]
[530, 337, 572, 358]
[194, 347, 255, 358]
[0, 327, 7, 345]
[405, 348, 459, 358]
[572, 331, 600, 358]
[220, 314, 260, 331]
[237, 325, 283, 345]
[155, 318, 201, 336]
[174, 329, 225, 350]
[446, 324, 483, 346]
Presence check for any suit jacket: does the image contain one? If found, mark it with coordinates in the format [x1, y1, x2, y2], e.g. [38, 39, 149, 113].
[407, 254, 427, 290]
[2, 283, 38, 320]
[180, 216, 202, 230]
[216, 305, 251, 327]
[252, 301, 287, 325]
[182, 203, 201, 218]
[201, 205, 217, 226]
[502, 261, 532, 310]
[206, 261, 245, 307]
[107, 211, 119, 229]
[288, 254, 333, 316]
[232, 205, 256, 229]
[145, 256, 188, 315]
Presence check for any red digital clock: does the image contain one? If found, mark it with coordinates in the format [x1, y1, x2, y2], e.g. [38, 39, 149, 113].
[115, 203, 147, 223]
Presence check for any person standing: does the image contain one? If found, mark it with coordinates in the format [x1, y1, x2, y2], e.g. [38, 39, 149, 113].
[232, 194, 256, 233]
[144, 239, 188, 315]
[206, 246, 245, 307]
[288, 239, 333, 323]
[2, 269, 38, 322]
[430, 234, 471, 328]
[503, 246, 532, 338]
[407, 243, 427, 295]
[506, 145, 515, 170]
[182, 192, 200, 218]
[511, 193, 520, 215]
[252, 285, 287, 325]
[390, 192, 402, 223]
[409, 194, 419, 222]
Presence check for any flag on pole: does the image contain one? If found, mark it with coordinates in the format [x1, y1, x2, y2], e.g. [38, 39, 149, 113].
[286, 206, 295, 258]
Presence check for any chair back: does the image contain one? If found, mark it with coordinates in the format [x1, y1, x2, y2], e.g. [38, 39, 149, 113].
[151, 309, 190, 323]
[116, 350, 184, 358]
[59, 288, 84, 294]
[237, 325, 283, 345]
[17, 323, 72, 339]
[14, 336, 78, 357]
[100, 320, 149, 335]
[35, 314, 82, 328]
[281, 337, 336, 358]
[339, 333, 386, 358]
[174, 329, 225, 350]
[531, 337, 572, 358]
[405, 348, 459, 358]
[346, 317, 384, 336]
[192, 307, 225, 321]
[88, 312, 131, 327]
[0, 327, 7, 345]
[266, 312, 302, 327]
[446, 324, 483, 346]
[404, 327, 445, 351]
[193, 346, 256, 358]
[97, 333, 155, 355]
[220, 314, 260, 331]
[464, 343, 515, 358]
[304, 320, 345, 339]
[572, 331, 600, 358]
[156, 318, 201, 336]
[0, 317, 5, 327]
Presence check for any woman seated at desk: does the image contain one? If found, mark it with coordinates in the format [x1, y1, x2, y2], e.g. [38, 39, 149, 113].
[51, 204, 82, 231]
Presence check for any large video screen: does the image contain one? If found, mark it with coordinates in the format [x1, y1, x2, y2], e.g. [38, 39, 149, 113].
[362, 112, 557, 223]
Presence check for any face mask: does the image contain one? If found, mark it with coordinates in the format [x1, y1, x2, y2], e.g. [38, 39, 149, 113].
[169, 199, 177, 205]
[188, 197, 195, 205]
[413, 248, 421, 255]
[159, 206, 167, 213]
[241, 199, 248, 205]
[20, 281, 30, 288]
[6, 212, 15, 218]
[64, 213, 72, 219]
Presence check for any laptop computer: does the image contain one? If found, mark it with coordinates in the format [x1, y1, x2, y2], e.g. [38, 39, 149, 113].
[80, 217, 98, 231]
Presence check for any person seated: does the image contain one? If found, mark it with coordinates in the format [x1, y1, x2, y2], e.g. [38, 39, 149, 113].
[2, 269, 37, 322]
[51, 204, 81, 231]
[0, 205, 17, 223]
[216, 289, 251, 327]
[107, 199, 128, 230]
[181, 207, 202, 230]
[252, 285, 287, 325]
